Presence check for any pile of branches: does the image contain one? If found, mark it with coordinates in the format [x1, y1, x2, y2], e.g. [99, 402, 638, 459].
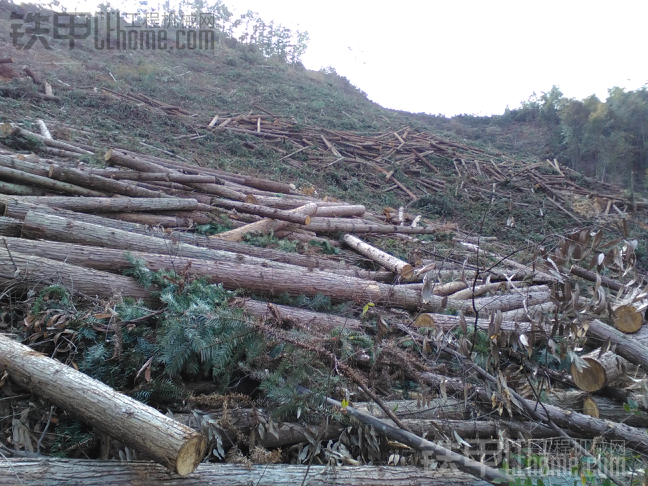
[0, 113, 647, 486]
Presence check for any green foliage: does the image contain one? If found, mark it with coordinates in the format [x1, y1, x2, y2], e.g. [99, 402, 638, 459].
[32, 285, 72, 314]
[242, 231, 299, 252]
[412, 193, 454, 216]
[308, 239, 341, 255]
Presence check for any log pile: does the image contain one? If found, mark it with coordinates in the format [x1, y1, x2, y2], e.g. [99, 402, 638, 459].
[0, 112, 647, 486]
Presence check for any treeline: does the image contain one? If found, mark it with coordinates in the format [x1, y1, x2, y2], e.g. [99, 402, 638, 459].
[502, 86, 648, 189]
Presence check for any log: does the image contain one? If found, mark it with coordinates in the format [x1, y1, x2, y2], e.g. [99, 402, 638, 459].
[500, 302, 556, 322]
[414, 313, 541, 337]
[36, 119, 52, 139]
[448, 282, 503, 300]
[342, 234, 413, 278]
[215, 203, 318, 242]
[313, 204, 366, 217]
[100, 212, 193, 227]
[292, 218, 453, 235]
[105, 148, 170, 172]
[0, 460, 490, 486]
[569, 265, 623, 292]
[86, 169, 217, 184]
[431, 280, 468, 296]
[0, 57, 13, 63]
[612, 305, 643, 333]
[0, 196, 199, 212]
[0, 165, 106, 197]
[586, 319, 648, 371]
[546, 389, 648, 428]
[0, 180, 47, 195]
[0, 216, 22, 236]
[3, 125, 91, 155]
[0, 248, 156, 307]
[0, 336, 206, 475]
[571, 349, 629, 392]
[211, 198, 312, 225]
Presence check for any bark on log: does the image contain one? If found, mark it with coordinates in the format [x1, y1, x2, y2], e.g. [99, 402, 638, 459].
[0, 216, 22, 236]
[0, 196, 199, 212]
[569, 265, 623, 292]
[0, 460, 491, 486]
[571, 349, 629, 392]
[3, 126, 90, 155]
[0, 336, 206, 475]
[292, 218, 453, 235]
[342, 234, 413, 278]
[313, 204, 366, 217]
[414, 313, 541, 337]
[211, 198, 312, 225]
[0, 180, 47, 195]
[431, 280, 468, 296]
[87, 169, 217, 184]
[0, 57, 12, 63]
[0, 248, 156, 307]
[500, 302, 556, 322]
[546, 389, 648, 428]
[105, 148, 170, 172]
[101, 212, 194, 227]
[215, 203, 318, 242]
[586, 319, 648, 372]
[448, 282, 503, 300]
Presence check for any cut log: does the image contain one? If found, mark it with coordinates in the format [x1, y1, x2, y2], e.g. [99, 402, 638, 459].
[0, 248, 156, 307]
[431, 280, 468, 296]
[313, 204, 366, 217]
[448, 282, 503, 300]
[0, 165, 106, 197]
[0, 216, 22, 236]
[105, 148, 170, 172]
[414, 313, 541, 337]
[292, 218, 453, 235]
[612, 305, 643, 333]
[36, 119, 52, 139]
[211, 198, 312, 225]
[342, 234, 413, 278]
[86, 169, 217, 184]
[569, 265, 623, 291]
[571, 349, 629, 392]
[0, 460, 490, 486]
[0, 196, 199, 212]
[586, 319, 648, 371]
[0, 180, 47, 195]
[500, 302, 556, 322]
[101, 212, 193, 227]
[215, 203, 318, 242]
[1, 125, 90, 155]
[0, 335, 206, 475]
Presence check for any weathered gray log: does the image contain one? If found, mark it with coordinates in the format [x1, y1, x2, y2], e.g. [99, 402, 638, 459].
[0, 460, 490, 486]
[0, 165, 105, 196]
[342, 234, 413, 278]
[105, 148, 170, 172]
[570, 265, 623, 292]
[100, 212, 194, 227]
[292, 218, 452, 235]
[414, 313, 543, 337]
[586, 319, 648, 372]
[0, 336, 206, 475]
[0, 196, 199, 212]
[211, 198, 312, 225]
[0, 247, 156, 307]
[313, 204, 366, 217]
[86, 169, 217, 184]
[0, 216, 22, 236]
[2, 125, 91, 155]
[0, 180, 47, 195]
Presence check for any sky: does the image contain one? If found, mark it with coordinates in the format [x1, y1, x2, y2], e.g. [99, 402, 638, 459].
[54, 0, 648, 116]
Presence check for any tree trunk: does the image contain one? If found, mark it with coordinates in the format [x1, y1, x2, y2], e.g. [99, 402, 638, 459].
[0, 165, 105, 197]
[0, 336, 206, 475]
[448, 282, 503, 300]
[342, 234, 413, 278]
[500, 302, 556, 322]
[414, 313, 541, 337]
[313, 204, 366, 217]
[0, 247, 156, 307]
[0, 460, 490, 486]
[86, 169, 217, 184]
[0, 216, 22, 236]
[0, 180, 47, 195]
[211, 198, 312, 225]
[215, 203, 318, 242]
[291, 218, 454, 235]
[586, 319, 648, 372]
[105, 148, 170, 173]
[1, 196, 199, 212]
[571, 349, 629, 392]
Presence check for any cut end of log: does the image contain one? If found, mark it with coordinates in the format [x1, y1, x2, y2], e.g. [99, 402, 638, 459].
[175, 434, 207, 476]
[104, 149, 113, 162]
[582, 396, 600, 418]
[0, 123, 16, 138]
[571, 358, 606, 392]
[244, 194, 258, 204]
[304, 215, 311, 226]
[400, 264, 414, 279]
[614, 305, 643, 333]
[415, 314, 435, 328]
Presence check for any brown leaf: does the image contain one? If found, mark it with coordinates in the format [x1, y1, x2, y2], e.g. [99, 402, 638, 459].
[135, 357, 154, 382]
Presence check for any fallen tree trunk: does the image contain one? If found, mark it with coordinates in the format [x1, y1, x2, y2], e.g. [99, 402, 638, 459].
[0, 180, 47, 195]
[87, 169, 217, 184]
[448, 282, 503, 300]
[342, 234, 413, 278]
[313, 204, 366, 217]
[0, 247, 156, 307]
[0, 196, 200, 212]
[0, 336, 206, 475]
[571, 349, 629, 392]
[0, 216, 22, 236]
[570, 265, 623, 292]
[0, 165, 106, 197]
[291, 218, 453, 235]
[211, 198, 312, 225]
[215, 203, 318, 242]
[0, 460, 491, 486]
[586, 319, 648, 371]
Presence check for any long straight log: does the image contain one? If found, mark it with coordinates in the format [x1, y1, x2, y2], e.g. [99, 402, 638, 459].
[86, 169, 217, 184]
[3, 125, 91, 155]
[105, 148, 170, 172]
[0, 248, 156, 306]
[570, 265, 623, 291]
[0, 180, 47, 195]
[102, 212, 193, 227]
[0, 196, 199, 212]
[292, 218, 453, 235]
[342, 234, 413, 278]
[0, 216, 22, 236]
[313, 204, 366, 217]
[0, 165, 106, 196]
[571, 349, 629, 392]
[0, 335, 206, 475]
[211, 198, 312, 225]
[0, 460, 490, 486]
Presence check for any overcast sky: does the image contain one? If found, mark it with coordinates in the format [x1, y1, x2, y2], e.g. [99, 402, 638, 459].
[56, 0, 648, 116]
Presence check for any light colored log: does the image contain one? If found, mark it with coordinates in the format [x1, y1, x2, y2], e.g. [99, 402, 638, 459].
[612, 305, 643, 334]
[0, 336, 206, 475]
[0, 216, 22, 236]
[571, 349, 629, 392]
[86, 169, 216, 184]
[0, 460, 490, 486]
[0, 195, 199, 212]
[500, 302, 556, 322]
[0, 165, 105, 197]
[291, 218, 453, 235]
[586, 319, 648, 372]
[448, 282, 503, 300]
[342, 234, 413, 278]
[210, 198, 311, 225]
[313, 204, 366, 217]
[36, 119, 52, 139]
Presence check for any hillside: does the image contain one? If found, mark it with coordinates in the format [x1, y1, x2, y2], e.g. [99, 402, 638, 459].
[1, 2, 648, 485]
